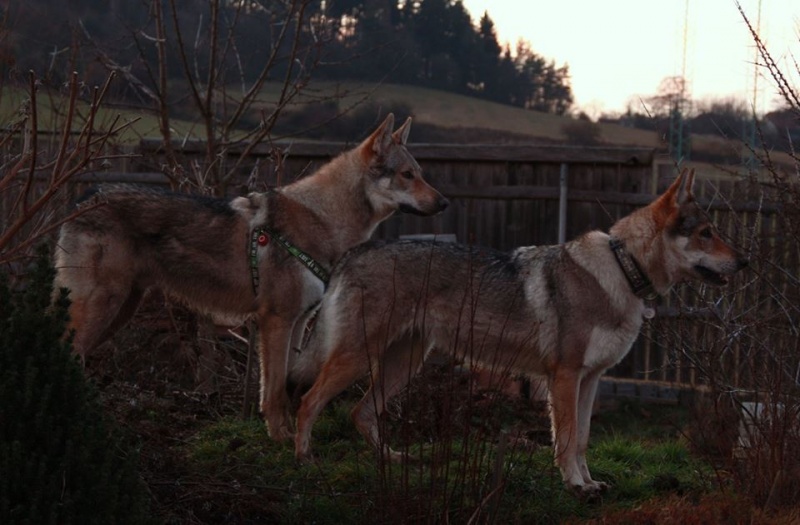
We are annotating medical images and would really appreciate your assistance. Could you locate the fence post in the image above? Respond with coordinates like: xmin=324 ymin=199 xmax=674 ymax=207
xmin=558 ymin=163 xmax=568 ymax=244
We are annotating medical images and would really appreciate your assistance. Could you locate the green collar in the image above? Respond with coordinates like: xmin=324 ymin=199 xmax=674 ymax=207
xmin=249 ymin=226 xmax=330 ymax=295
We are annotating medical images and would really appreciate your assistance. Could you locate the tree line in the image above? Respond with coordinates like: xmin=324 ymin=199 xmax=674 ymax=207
xmin=316 ymin=0 xmax=573 ymax=114
xmin=1 ymin=0 xmax=573 ymax=115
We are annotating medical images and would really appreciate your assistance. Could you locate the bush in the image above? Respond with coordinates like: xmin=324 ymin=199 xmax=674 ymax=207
xmin=0 ymin=248 xmax=152 ymax=525
xmin=271 ymin=100 xmax=416 ymax=141
xmin=561 ymin=118 xmax=602 ymax=145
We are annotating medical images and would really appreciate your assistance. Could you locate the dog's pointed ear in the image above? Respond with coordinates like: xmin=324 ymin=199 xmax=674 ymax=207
xmin=361 ymin=113 xmax=395 ymax=161
xmin=661 ymin=168 xmax=696 ymax=206
xmin=651 ymin=168 xmax=696 ymax=225
xmin=675 ymin=168 xmax=695 ymax=205
xmin=392 ymin=117 xmax=412 ymax=145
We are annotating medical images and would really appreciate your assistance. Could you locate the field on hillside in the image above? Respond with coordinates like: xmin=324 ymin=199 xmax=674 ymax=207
xmin=0 ymin=80 xmax=659 ymax=147
xmin=1 ymin=79 xmax=791 ymax=173
xmin=251 ymin=81 xmax=664 ymax=147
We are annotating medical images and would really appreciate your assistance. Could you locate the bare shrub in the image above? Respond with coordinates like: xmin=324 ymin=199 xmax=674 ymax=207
xmin=673 ymin=4 xmax=800 ymax=511
xmin=0 ymin=71 xmax=129 ymax=268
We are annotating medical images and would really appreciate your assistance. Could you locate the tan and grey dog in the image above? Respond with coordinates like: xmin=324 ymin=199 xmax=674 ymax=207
xmin=54 ymin=114 xmax=448 ymax=440
xmin=290 ymin=169 xmax=746 ymax=496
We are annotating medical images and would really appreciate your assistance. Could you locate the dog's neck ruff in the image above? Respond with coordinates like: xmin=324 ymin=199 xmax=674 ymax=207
xmin=249 ymin=226 xmax=330 ymax=295
xmin=608 ymin=236 xmax=658 ymax=301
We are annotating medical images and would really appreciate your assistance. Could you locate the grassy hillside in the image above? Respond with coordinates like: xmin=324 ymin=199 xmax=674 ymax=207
xmin=254 ymin=81 xmax=796 ymax=169
xmin=1 ymin=79 xmax=790 ymax=169
xmin=0 ymin=85 xmax=206 ymax=145
xmin=254 ymin=80 xmax=663 ymax=147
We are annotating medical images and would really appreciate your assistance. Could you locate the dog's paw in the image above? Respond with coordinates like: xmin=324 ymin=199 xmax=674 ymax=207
xmin=266 ymin=423 xmax=295 ymax=442
xmin=385 ymin=448 xmax=416 ymax=465
xmin=295 ymin=449 xmax=316 ymax=465
xmin=570 ymin=480 xmax=611 ymax=501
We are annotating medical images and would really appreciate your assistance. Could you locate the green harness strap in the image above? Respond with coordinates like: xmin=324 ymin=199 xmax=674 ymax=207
xmin=249 ymin=226 xmax=330 ymax=295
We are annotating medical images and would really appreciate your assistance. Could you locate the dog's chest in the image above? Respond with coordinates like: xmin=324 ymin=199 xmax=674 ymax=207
xmin=582 ymin=311 xmax=644 ymax=370
xmin=287 ymin=268 xmax=327 ymax=311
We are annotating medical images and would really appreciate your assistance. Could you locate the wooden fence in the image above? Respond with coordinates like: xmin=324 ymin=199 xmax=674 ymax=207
xmin=5 ymin=139 xmax=793 ymax=391
xmin=133 ymin=140 xmax=796 ymax=391
xmin=135 ymin=138 xmax=660 ymax=250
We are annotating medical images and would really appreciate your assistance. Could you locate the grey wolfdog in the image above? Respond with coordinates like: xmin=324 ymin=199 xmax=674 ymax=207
xmin=54 ymin=114 xmax=448 ymax=440
xmin=290 ymin=169 xmax=747 ymax=496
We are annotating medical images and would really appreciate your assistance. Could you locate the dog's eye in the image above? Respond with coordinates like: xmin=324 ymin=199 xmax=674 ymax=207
xmin=699 ymin=228 xmax=713 ymax=239
xmin=401 ymin=171 xmax=414 ymax=180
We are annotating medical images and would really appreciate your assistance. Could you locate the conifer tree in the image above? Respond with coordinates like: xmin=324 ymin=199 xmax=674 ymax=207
xmin=0 ymin=248 xmax=151 ymax=525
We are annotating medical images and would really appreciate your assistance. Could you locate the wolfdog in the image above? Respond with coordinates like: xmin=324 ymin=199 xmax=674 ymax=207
xmin=54 ymin=114 xmax=448 ymax=440
xmin=290 ymin=169 xmax=747 ymax=495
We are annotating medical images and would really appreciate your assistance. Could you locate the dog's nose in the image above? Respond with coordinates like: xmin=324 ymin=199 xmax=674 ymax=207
xmin=437 ymin=196 xmax=450 ymax=211
xmin=737 ymin=258 xmax=749 ymax=270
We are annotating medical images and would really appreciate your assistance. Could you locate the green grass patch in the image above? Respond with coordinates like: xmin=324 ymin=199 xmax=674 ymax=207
xmin=181 ymin=394 xmax=712 ymax=524
xmin=0 ymin=84 xmax=212 ymax=144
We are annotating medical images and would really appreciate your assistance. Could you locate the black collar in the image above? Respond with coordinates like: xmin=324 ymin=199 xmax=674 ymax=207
xmin=608 ymin=237 xmax=658 ymax=300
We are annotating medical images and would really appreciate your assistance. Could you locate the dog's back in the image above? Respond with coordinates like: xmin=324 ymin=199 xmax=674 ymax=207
xmin=55 ymin=185 xmax=255 ymax=355
xmin=290 ymin=239 xmax=556 ymax=386
xmin=58 ymin=186 xmax=243 ymax=262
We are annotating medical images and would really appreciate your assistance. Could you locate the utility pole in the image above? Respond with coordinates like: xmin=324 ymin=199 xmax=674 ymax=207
xmin=669 ymin=0 xmax=691 ymax=162
xmin=743 ymin=0 xmax=764 ymax=169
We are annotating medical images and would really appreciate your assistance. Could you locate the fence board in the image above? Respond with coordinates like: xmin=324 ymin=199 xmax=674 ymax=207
xmin=4 ymin=139 xmax=791 ymax=392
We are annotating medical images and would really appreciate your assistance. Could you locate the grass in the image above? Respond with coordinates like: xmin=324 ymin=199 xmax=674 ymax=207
xmin=4 ymin=77 xmax=794 ymax=173
xmin=0 ymin=84 xmax=210 ymax=145
xmin=0 ymin=79 xmax=665 ymax=148
xmin=249 ymin=80 xmax=664 ymax=147
xmin=181 ymin=389 xmax=711 ymax=524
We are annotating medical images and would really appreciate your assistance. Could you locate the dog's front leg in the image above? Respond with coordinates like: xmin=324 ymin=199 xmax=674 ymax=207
xmin=258 ymin=313 xmax=295 ymax=441
xmin=548 ymin=367 xmax=586 ymax=493
xmin=576 ymin=368 xmax=609 ymax=493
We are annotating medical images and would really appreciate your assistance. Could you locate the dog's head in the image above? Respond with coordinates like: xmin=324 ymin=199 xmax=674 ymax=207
xmin=651 ymin=168 xmax=748 ymax=286
xmin=359 ymin=114 xmax=449 ymax=216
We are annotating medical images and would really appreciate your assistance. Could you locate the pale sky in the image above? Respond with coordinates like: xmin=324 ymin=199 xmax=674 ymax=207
xmin=460 ymin=0 xmax=799 ymax=118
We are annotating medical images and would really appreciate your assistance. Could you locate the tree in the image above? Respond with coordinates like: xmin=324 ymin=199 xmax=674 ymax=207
xmin=71 ymin=0 xmax=331 ymax=195
xmin=763 ymin=106 xmax=800 ymax=153
xmin=690 ymin=98 xmax=750 ymax=136
xmin=0 ymin=248 xmax=151 ymax=524
xmin=512 ymin=41 xmax=573 ymax=115
xmin=472 ymin=12 xmax=503 ymax=99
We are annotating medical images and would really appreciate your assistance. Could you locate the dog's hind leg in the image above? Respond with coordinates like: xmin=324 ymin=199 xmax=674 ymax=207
xmin=294 ymin=347 xmax=372 ymax=461
xmin=96 ymin=287 xmax=145 ymax=346
xmin=350 ymin=335 xmax=428 ymax=462
xmin=68 ymin=284 xmax=139 ymax=359
xmin=259 ymin=314 xmax=299 ymax=441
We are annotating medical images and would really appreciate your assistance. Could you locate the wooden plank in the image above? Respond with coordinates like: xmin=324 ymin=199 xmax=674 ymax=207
xmin=436 ymin=184 xmax=781 ymax=212
xmin=139 ymin=138 xmax=655 ymax=165
xmin=70 ymin=172 xmax=171 ymax=184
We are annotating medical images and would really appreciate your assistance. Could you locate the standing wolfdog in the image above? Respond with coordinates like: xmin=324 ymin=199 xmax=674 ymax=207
xmin=290 ymin=169 xmax=747 ymax=495
xmin=54 ymin=114 xmax=448 ymax=440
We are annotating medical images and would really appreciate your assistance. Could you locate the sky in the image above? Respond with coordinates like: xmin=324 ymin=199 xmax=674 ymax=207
xmin=460 ymin=0 xmax=798 ymax=118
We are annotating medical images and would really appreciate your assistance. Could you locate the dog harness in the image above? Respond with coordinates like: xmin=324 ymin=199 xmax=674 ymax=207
xmin=608 ymin=237 xmax=658 ymax=301
xmin=249 ymin=226 xmax=330 ymax=295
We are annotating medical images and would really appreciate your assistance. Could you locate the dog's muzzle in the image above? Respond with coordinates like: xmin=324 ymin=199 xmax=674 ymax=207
xmin=694 ymin=257 xmax=748 ymax=285
xmin=400 ymin=196 xmax=449 ymax=216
